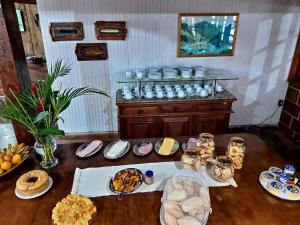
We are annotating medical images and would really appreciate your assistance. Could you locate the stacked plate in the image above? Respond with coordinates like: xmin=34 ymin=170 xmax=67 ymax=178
xmin=194 ymin=66 xmax=207 ymax=77
xmin=163 ymin=69 xmax=178 ymax=79
xmin=148 ymin=71 xmax=162 ymax=79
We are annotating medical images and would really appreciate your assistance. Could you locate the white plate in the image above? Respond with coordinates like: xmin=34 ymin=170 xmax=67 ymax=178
xmin=259 ymin=171 xmax=300 ymax=201
xmin=15 ymin=176 xmax=53 ymax=200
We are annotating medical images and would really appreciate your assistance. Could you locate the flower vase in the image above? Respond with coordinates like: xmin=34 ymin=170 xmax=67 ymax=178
xmin=35 ymin=137 xmax=59 ymax=169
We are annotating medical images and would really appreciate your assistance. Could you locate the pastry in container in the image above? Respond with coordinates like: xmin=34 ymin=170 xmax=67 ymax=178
xmin=196 ymin=133 xmax=215 ymax=166
xmin=160 ymin=176 xmax=211 ymax=225
xmin=226 ymin=136 xmax=246 ymax=169
xmin=212 ymin=156 xmax=234 ymax=182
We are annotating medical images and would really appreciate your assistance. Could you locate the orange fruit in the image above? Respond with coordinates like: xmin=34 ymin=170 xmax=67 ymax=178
xmin=1 ymin=161 xmax=12 ymax=171
xmin=3 ymin=155 xmax=12 ymax=162
xmin=11 ymin=154 xmax=22 ymax=165
xmin=0 ymin=158 xmax=3 ymax=164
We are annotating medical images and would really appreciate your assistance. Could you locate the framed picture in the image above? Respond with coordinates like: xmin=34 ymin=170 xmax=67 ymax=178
xmin=177 ymin=13 xmax=239 ymax=57
xmin=75 ymin=43 xmax=108 ymax=61
xmin=49 ymin=22 xmax=84 ymax=41
xmin=95 ymin=21 xmax=127 ymax=40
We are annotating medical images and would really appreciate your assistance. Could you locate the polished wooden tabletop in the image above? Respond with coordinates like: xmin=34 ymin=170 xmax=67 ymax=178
xmin=0 ymin=133 xmax=299 ymax=225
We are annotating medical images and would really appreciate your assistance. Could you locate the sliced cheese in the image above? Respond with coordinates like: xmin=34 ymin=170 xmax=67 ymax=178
xmin=159 ymin=138 xmax=175 ymax=155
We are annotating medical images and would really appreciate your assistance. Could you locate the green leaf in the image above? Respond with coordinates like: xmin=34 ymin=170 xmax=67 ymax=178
xmin=40 ymin=127 xmax=65 ymax=136
xmin=34 ymin=111 xmax=49 ymax=123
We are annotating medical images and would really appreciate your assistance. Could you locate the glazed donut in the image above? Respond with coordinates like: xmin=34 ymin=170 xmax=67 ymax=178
xmin=16 ymin=170 xmax=49 ymax=196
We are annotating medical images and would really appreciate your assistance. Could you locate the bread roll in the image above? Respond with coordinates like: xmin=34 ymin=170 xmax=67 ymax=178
xmin=172 ymin=177 xmax=183 ymax=189
xmin=164 ymin=211 xmax=178 ymax=225
xmin=177 ymin=216 xmax=201 ymax=225
xmin=183 ymin=180 xmax=195 ymax=196
xmin=164 ymin=202 xmax=183 ymax=219
xmin=181 ymin=197 xmax=206 ymax=213
xmin=167 ymin=189 xmax=187 ymax=202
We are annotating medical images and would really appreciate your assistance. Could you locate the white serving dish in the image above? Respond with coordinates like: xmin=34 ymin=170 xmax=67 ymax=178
xmin=259 ymin=170 xmax=300 ymax=201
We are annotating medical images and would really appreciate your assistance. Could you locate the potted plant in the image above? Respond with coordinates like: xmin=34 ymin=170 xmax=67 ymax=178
xmin=0 ymin=59 xmax=108 ymax=169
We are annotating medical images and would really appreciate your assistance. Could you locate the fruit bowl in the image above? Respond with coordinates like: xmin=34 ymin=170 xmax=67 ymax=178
xmin=0 ymin=143 xmax=31 ymax=178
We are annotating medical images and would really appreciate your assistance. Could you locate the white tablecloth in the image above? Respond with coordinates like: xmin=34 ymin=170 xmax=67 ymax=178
xmin=71 ymin=161 xmax=237 ymax=197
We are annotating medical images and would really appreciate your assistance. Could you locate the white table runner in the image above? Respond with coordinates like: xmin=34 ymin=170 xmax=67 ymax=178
xmin=71 ymin=161 xmax=237 ymax=197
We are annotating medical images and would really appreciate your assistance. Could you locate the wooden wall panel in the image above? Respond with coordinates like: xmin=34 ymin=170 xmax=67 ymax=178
xmin=15 ymin=3 xmax=45 ymax=57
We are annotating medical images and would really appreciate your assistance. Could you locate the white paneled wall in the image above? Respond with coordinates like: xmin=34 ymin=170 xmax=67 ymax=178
xmin=37 ymin=0 xmax=300 ymax=133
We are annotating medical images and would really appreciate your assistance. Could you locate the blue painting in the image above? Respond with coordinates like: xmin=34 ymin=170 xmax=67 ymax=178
xmin=178 ymin=13 xmax=239 ymax=57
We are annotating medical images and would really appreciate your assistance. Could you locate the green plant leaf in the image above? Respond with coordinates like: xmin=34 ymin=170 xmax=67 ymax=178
xmin=40 ymin=127 xmax=65 ymax=136
xmin=34 ymin=111 xmax=49 ymax=123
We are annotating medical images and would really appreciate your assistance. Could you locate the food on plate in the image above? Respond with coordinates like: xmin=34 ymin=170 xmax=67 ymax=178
xmin=181 ymin=148 xmax=198 ymax=171
xmin=186 ymin=138 xmax=197 ymax=149
xmin=107 ymin=140 xmax=128 ymax=158
xmin=285 ymin=184 xmax=300 ymax=200
xmin=167 ymin=189 xmax=188 ymax=201
xmin=52 ymin=194 xmax=96 ymax=225
xmin=267 ymin=181 xmax=283 ymax=196
xmin=16 ymin=170 xmax=49 ymax=196
xmin=212 ymin=156 xmax=235 ymax=182
xmin=76 ymin=140 xmax=103 ymax=158
xmin=196 ymin=133 xmax=215 ymax=166
xmin=111 ymin=168 xmax=142 ymax=193
xmin=0 ymin=143 xmax=30 ymax=175
xmin=269 ymin=166 xmax=283 ymax=175
xmin=259 ymin=171 xmax=276 ymax=183
xmin=226 ymin=137 xmax=245 ymax=169
xmin=138 ymin=142 xmax=153 ymax=155
xmin=159 ymin=138 xmax=175 ymax=155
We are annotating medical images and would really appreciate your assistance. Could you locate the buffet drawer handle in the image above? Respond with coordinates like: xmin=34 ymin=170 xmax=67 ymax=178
xmin=138 ymin=110 xmax=144 ymax=114
xmin=174 ymin=107 xmax=179 ymax=112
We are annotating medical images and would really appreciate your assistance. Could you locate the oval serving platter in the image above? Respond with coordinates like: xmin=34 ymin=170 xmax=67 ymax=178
xmin=154 ymin=138 xmax=179 ymax=156
xmin=103 ymin=139 xmax=130 ymax=160
xmin=75 ymin=140 xmax=103 ymax=159
xmin=258 ymin=171 xmax=300 ymax=201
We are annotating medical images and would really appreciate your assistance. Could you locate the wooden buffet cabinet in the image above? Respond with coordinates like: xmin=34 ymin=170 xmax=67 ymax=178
xmin=117 ymin=90 xmax=236 ymax=138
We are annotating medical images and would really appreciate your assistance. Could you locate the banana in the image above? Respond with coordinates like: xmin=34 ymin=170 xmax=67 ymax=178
xmin=16 ymin=143 xmax=25 ymax=152
xmin=6 ymin=144 xmax=12 ymax=154
xmin=17 ymin=145 xmax=29 ymax=154
xmin=11 ymin=143 xmax=19 ymax=153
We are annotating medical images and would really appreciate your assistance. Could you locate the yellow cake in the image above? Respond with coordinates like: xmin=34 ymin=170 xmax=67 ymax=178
xmin=16 ymin=170 xmax=49 ymax=196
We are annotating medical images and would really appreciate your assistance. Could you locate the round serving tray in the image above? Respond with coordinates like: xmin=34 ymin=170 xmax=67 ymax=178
xmin=103 ymin=140 xmax=130 ymax=160
xmin=259 ymin=171 xmax=300 ymax=201
xmin=154 ymin=138 xmax=179 ymax=156
xmin=132 ymin=140 xmax=153 ymax=157
xmin=15 ymin=176 xmax=53 ymax=199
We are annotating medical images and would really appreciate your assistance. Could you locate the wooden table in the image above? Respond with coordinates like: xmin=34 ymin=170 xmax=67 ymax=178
xmin=0 ymin=133 xmax=299 ymax=225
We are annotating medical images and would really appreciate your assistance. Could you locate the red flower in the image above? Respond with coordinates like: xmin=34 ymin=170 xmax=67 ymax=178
xmin=37 ymin=99 xmax=44 ymax=113
xmin=31 ymin=83 xmax=37 ymax=97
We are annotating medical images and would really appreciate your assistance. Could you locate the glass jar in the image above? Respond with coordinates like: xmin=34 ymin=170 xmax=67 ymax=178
xmin=212 ymin=155 xmax=235 ymax=182
xmin=197 ymin=133 xmax=215 ymax=166
xmin=144 ymin=170 xmax=154 ymax=185
xmin=226 ymin=137 xmax=245 ymax=169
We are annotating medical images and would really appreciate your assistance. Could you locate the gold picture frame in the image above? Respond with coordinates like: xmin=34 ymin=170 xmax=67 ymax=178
xmin=177 ymin=13 xmax=239 ymax=57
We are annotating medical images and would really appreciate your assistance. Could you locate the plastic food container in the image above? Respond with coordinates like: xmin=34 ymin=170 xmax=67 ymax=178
xmin=160 ymin=176 xmax=211 ymax=225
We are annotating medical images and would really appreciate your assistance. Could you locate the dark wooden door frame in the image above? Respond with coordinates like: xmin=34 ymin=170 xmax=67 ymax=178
xmin=288 ymin=33 xmax=300 ymax=83
xmin=0 ymin=0 xmax=34 ymax=144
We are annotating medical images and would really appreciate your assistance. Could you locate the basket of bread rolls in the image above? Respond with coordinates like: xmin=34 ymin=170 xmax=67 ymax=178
xmin=160 ymin=176 xmax=211 ymax=225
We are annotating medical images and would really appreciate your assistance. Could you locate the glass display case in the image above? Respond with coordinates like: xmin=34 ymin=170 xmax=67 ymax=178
xmin=117 ymin=67 xmax=238 ymax=102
